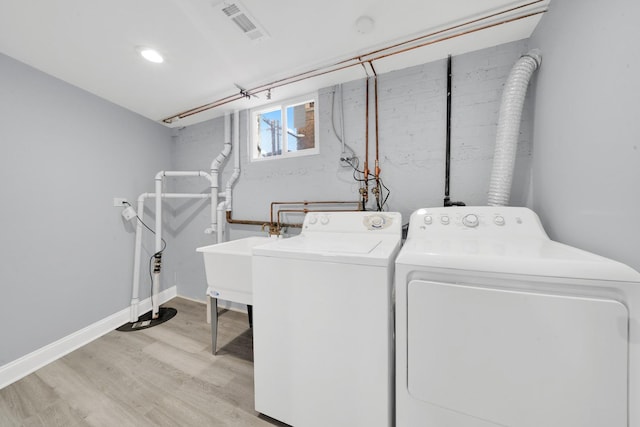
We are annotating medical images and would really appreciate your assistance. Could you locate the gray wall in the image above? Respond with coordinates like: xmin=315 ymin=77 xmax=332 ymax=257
xmin=529 ymin=0 xmax=640 ymax=270
xmin=0 ymin=53 xmax=173 ymax=365
xmin=172 ymin=39 xmax=534 ymax=301
xmin=0 ymin=35 xmax=541 ymax=366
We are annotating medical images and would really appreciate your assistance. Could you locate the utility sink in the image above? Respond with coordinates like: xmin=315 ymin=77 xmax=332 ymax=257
xmin=196 ymin=236 xmax=272 ymax=305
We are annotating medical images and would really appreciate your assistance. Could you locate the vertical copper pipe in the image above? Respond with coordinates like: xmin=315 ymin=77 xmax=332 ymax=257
xmin=370 ymin=62 xmax=380 ymax=180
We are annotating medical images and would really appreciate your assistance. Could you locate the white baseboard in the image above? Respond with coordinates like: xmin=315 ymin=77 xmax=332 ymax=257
xmin=0 ymin=286 xmax=177 ymax=390
xmin=175 ymin=294 xmax=206 ymax=305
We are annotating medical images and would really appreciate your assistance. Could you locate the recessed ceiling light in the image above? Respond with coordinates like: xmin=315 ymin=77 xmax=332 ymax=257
xmin=138 ymin=47 xmax=164 ymax=64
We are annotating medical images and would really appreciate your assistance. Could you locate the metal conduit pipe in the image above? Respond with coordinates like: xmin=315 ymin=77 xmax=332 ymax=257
xmin=443 ymin=55 xmax=465 ymax=207
xmin=363 ymin=77 xmax=370 ymax=205
xmin=162 ymin=2 xmax=546 ymax=123
xmin=487 ymin=49 xmax=542 ymax=206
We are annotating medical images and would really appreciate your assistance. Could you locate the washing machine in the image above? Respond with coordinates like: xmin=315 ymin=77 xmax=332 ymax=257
xmin=395 ymin=206 xmax=640 ymax=427
xmin=252 ymin=211 xmax=402 ymax=427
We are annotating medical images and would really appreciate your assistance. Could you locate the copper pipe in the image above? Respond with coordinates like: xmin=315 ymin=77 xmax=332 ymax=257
xmin=371 ymin=11 xmax=545 ymax=63
xmin=162 ymin=5 xmax=546 ymax=123
xmin=370 ymin=62 xmax=380 ymax=180
xmin=275 ymin=209 xmax=307 ymax=230
xmin=270 ymin=200 xmax=362 ymax=225
xmin=226 ymin=201 xmax=362 ymax=235
xmin=357 ymin=0 xmax=544 ymax=60
xmin=225 ymin=211 xmax=269 ymax=227
xmin=276 ymin=208 xmax=363 ymax=231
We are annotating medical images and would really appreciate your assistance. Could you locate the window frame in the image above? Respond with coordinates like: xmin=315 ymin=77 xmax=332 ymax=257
xmin=249 ymin=93 xmax=319 ymax=162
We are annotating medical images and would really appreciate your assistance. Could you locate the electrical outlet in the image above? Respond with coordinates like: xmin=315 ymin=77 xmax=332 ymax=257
xmin=113 ymin=197 xmax=128 ymax=207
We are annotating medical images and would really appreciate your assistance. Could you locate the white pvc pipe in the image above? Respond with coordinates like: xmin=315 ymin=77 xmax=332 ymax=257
xmin=225 ymin=110 xmax=241 ymax=214
xmin=209 ymin=113 xmax=233 ymax=234
xmin=487 ymin=49 xmax=542 ymax=206
xmin=130 ymin=194 xmax=146 ymax=322
xmin=141 ymin=169 xmax=214 ymax=321
xmin=152 ymin=176 xmax=163 ymax=319
xmin=161 ymin=171 xmax=208 ymax=178
xmin=130 ymin=191 xmax=211 ymax=322
xmin=216 ymin=201 xmax=227 ymax=243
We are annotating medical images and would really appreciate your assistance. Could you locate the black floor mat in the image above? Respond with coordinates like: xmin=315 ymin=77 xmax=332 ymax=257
xmin=116 ymin=307 xmax=177 ymax=332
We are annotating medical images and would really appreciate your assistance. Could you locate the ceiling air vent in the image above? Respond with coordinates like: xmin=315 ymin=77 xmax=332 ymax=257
xmin=217 ymin=1 xmax=270 ymax=42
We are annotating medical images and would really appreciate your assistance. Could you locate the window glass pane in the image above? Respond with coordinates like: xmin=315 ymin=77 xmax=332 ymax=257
xmin=286 ymin=101 xmax=315 ymax=153
xmin=256 ymin=108 xmax=282 ymax=158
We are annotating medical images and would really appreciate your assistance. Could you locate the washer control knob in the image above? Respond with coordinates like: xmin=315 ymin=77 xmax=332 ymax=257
xmin=494 ymin=215 xmax=505 ymax=226
xmin=370 ymin=215 xmax=385 ymax=228
xmin=424 ymin=215 xmax=433 ymax=225
xmin=320 ymin=216 xmax=330 ymax=225
xmin=308 ymin=216 xmax=318 ymax=225
xmin=440 ymin=215 xmax=450 ymax=225
xmin=462 ymin=214 xmax=479 ymax=228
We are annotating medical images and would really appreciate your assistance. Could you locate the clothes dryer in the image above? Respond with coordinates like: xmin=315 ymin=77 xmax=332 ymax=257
xmin=395 ymin=206 xmax=640 ymax=427
xmin=253 ymin=211 xmax=401 ymax=427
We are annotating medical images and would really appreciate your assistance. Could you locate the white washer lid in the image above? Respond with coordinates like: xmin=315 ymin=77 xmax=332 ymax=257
xmin=396 ymin=236 xmax=640 ymax=283
xmin=253 ymin=233 xmax=400 ymax=266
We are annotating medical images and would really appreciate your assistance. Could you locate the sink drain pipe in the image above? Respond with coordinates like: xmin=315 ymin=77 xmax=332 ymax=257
xmin=487 ymin=49 xmax=541 ymax=206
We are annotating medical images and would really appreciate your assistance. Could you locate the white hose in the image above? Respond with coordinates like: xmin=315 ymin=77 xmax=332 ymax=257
xmin=487 ymin=49 xmax=542 ymax=207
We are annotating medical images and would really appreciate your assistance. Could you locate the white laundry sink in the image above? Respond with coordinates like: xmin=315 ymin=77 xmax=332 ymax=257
xmin=196 ymin=236 xmax=272 ymax=305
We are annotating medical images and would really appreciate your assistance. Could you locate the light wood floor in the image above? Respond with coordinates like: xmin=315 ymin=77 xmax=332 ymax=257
xmin=0 ymin=297 xmax=288 ymax=426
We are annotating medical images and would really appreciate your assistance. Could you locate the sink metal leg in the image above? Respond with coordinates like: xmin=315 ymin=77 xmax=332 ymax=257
xmin=247 ymin=304 xmax=253 ymax=328
xmin=210 ymin=295 xmax=218 ymax=355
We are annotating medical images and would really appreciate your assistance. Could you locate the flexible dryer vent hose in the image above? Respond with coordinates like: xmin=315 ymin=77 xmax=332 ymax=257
xmin=487 ymin=49 xmax=542 ymax=206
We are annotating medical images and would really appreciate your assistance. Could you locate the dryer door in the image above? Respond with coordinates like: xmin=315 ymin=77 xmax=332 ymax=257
xmin=406 ymin=280 xmax=628 ymax=427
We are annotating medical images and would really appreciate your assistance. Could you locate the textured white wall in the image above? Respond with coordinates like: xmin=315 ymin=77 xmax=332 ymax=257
xmin=171 ymin=39 xmax=534 ymax=302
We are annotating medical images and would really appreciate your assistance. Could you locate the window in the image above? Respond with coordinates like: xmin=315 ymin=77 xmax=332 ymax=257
xmin=250 ymin=94 xmax=319 ymax=161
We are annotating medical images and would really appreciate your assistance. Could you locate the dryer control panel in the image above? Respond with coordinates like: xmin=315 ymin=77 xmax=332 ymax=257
xmin=303 ymin=211 xmax=402 ymax=235
xmin=407 ymin=206 xmax=548 ymax=239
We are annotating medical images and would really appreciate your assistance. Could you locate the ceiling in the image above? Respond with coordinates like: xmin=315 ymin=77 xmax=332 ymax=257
xmin=0 ymin=0 xmax=549 ymax=127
